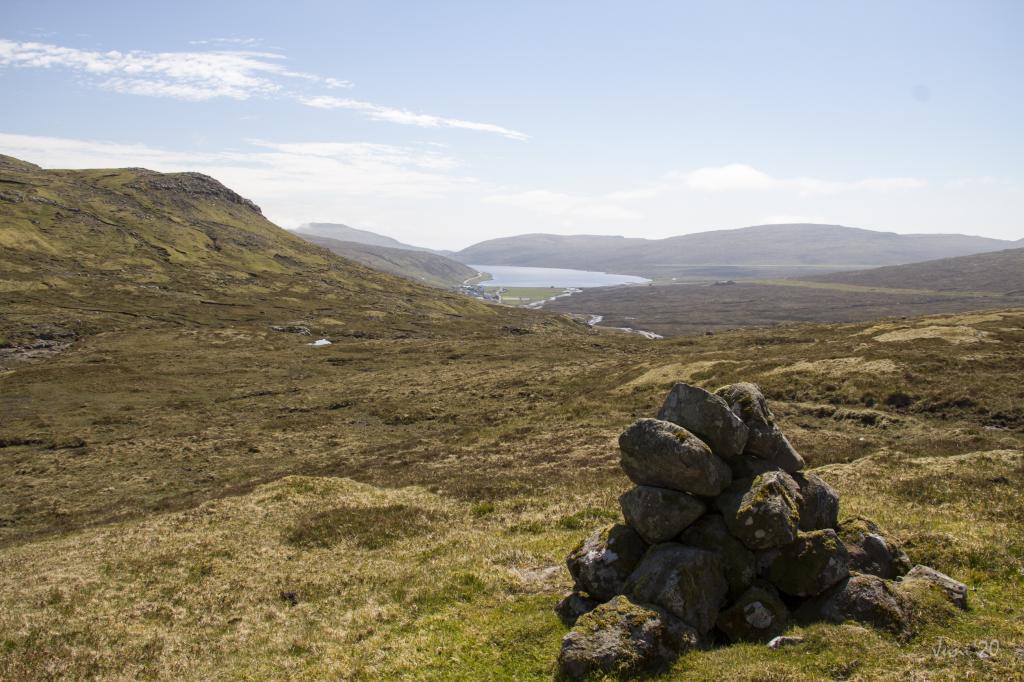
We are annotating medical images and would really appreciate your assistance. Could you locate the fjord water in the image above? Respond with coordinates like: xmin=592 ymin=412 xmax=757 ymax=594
xmin=472 ymin=264 xmax=649 ymax=288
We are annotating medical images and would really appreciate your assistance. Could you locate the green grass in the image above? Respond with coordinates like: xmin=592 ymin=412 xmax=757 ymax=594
xmin=484 ymin=286 xmax=573 ymax=305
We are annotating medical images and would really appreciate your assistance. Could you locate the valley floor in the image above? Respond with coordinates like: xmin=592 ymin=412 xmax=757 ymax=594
xmin=2 ymin=308 xmax=1023 ymax=679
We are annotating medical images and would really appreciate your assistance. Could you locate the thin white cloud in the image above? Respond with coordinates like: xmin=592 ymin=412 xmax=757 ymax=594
xmin=300 ymin=96 xmax=529 ymax=141
xmin=0 ymin=39 xmax=525 ymax=140
xmin=672 ymin=164 xmax=926 ymax=194
xmin=762 ymin=214 xmax=828 ymax=225
xmin=0 ymin=132 xmax=482 ymax=220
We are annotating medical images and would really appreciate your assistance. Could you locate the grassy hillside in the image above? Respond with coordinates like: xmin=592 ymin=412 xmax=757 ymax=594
xmin=454 ymin=224 xmax=1015 ymax=279
xmin=298 ymin=233 xmax=478 ymax=288
xmin=0 ymin=154 xmax=522 ymax=351
xmin=806 ymin=247 xmax=1024 ymax=294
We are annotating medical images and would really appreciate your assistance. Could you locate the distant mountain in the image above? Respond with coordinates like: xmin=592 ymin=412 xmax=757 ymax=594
xmin=805 ymin=246 xmax=1024 ymax=294
xmin=454 ymin=224 xmax=1016 ymax=279
xmin=299 ymin=234 xmax=477 ymax=288
xmin=297 ymin=222 xmax=445 ymax=255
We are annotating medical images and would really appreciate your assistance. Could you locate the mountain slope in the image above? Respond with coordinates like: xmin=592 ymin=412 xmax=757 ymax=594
xmin=454 ymin=224 xmax=1015 ymax=279
xmin=0 ymin=155 xmax=506 ymax=346
xmin=806 ymin=247 xmax=1024 ymax=294
xmin=298 ymin=233 xmax=478 ymax=288
xmin=296 ymin=222 xmax=443 ymax=254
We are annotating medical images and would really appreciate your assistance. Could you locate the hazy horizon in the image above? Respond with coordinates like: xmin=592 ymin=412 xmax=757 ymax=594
xmin=2 ymin=1 xmax=1022 ymax=250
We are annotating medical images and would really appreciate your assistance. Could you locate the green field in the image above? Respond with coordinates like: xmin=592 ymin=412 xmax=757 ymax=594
xmin=485 ymin=286 xmax=573 ymax=306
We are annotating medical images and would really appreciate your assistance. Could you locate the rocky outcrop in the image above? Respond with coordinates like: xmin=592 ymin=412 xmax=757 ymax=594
xmin=555 ymin=381 xmax=964 ymax=677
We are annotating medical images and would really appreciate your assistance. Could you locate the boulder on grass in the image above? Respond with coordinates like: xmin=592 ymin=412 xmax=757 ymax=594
xmin=716 ymin=471 xmax=802 ymax=550
xmin=555 ymin=590 xmax=601 ymax=627
xmin=836 ymin=517 xmax=911 ymax=579
xmin=624 ymin=544 xmax=728 ymax=635
xmin=716 ymin=582 xmax=789 ymax=643
xmin=619 ymin=418 xmax=732 ymax=496
xmin=900 ymin=565 xmax=968 ymax=610
xmin=658 ymin=383 xmax=749 ymax=458
xmin=567 ymin=524 xmax=647 ymax=601
xmin=715 ymin=382 xmax=805 ymax=472
xmin=619 ymin=485 xmax=706 ymax=544
xmin=767 ymin=529 xmax=850 ymax=597
xmin=679 ymin=514 xmax=756 ymax=598
xmin=796 ymin=574 xmax=912 ymax=636
xmin=557 ymin=595 xmax=699 ymax=680
xmin=793 ymin=472 xmax=840 ymax=531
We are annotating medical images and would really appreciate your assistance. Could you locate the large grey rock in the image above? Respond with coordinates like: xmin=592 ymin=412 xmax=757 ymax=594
xmin=836 ymin=517 xmax=911 ymax=580
xmin=715 ymin=382 xmax=804 ymax=471
xmin=796 ymin=574 xmax=912 ymax=636
xmin=619 ymin=486 xmax=706 ymax=544
xmin=557 ymin=595 xmax=699 ymax=680
xmin=658 ymin=383 xmax=749 ymax=458
xmin=679 ymin=515 xmax=755 ymax=598
xmin=715 ymin=471 xmax=802 ymax=550
xmin=619 ymin=418 xmax=732 ymax=496
xmin=567 ymin=524 xmax=647 ymax=601
xmin=767 ymin=529 xmax=850 ymax=597
xmin=716 ymin=582 xmax=789 ymax=642
xmin=554 ymin=590 xmax=601 ymax=627
xmin=728 ymin=453 xmax=780 ymax=480
xmin=793 ymin=472 xmax=840 ymax=531
xmin=901 ymin=565 xmax=968 ymax=610
xmin=623 ymin=543 xmax=728 ymax=635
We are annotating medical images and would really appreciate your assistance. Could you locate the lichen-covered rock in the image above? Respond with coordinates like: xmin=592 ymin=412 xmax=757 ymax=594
xmin=715 ymin=382 xmax=804 ymax=471
xmin=567 ymin=524 xmax=647 ymax=601
xmin=557 ymin=595 xmax=699 ymax=680
xmin=555 ymin=590 xmax=602 ymax=627
xmin=658 ymin=383 xmax=749 ymax=458
xmin=900 ymin=565 xmax=968 ymax=610
xmin=619 ymin=418 xmax=732 ymax=496
xmin=679 ymin=515 xmax=756 ymax=598
xmin=623 ymin=544 xmax=728 ymax=635
xmin=793 ymin=472 xmax=840 ymax=531
xmin=836 ymin=517 xmax=911 ymax=579
xmin=716 ymin=582 xmax=789 ymax=642
xmin=716 ymin=471 xmax=802 ymax=550
xmin=767 ymin=529 xmax=850 ymax=597
xmin=619 ymin=486 xmax=706 ymax=544
xmin=796 ymin=574 xmax=912 ymax=636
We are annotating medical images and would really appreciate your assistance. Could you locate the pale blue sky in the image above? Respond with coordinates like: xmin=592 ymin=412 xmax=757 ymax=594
xmin=1 ymin=1 xmax=1021 ymax=248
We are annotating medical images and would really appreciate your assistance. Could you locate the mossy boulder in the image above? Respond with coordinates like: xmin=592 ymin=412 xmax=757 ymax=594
xmin=555 ymin=590 xmax=602 ymax=627
xmin=715 ymin=582 xmax=789 ymax=642
xmin=567 ymin=524 xmax=647 ymax=601
xmin=796 ymin=574 xmax=912 ymax=636
xmin=716 ymin=471 xmax=802 ymax=550
xmin=619 ymin=418 xmax=732 ymax=496
xmin=678 ymin=514 xmax=756 ymax=598
xmin=792 ymin=472 xmax=840 ymax=531
xmin=619 ymin=485 xmax=706 ymax=544
xmin=767 ymin=529 xmax=850 ymax=597
xmin=715 ymin=382 xmax=805 ymax=472
xmin=623 ymin=543 xmax=728 ymax=635
xmin=899 ymin=565 xmax=968 ymax=610
xmin=557 ymin=595 xmax=699 ymax=680
xmin=657 ymin=383 xmax=749 ymax=458
xmin=836 ymin=516 xmax=911 ymax=579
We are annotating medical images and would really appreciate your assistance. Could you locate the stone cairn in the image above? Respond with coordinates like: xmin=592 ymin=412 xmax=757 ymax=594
xmin=555 ymin=382 xmax=968 ymax=680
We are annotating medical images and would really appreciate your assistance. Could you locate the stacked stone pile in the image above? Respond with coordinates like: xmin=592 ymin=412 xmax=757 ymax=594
xmin=555 ymin=382 xmax=968 ymax=680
